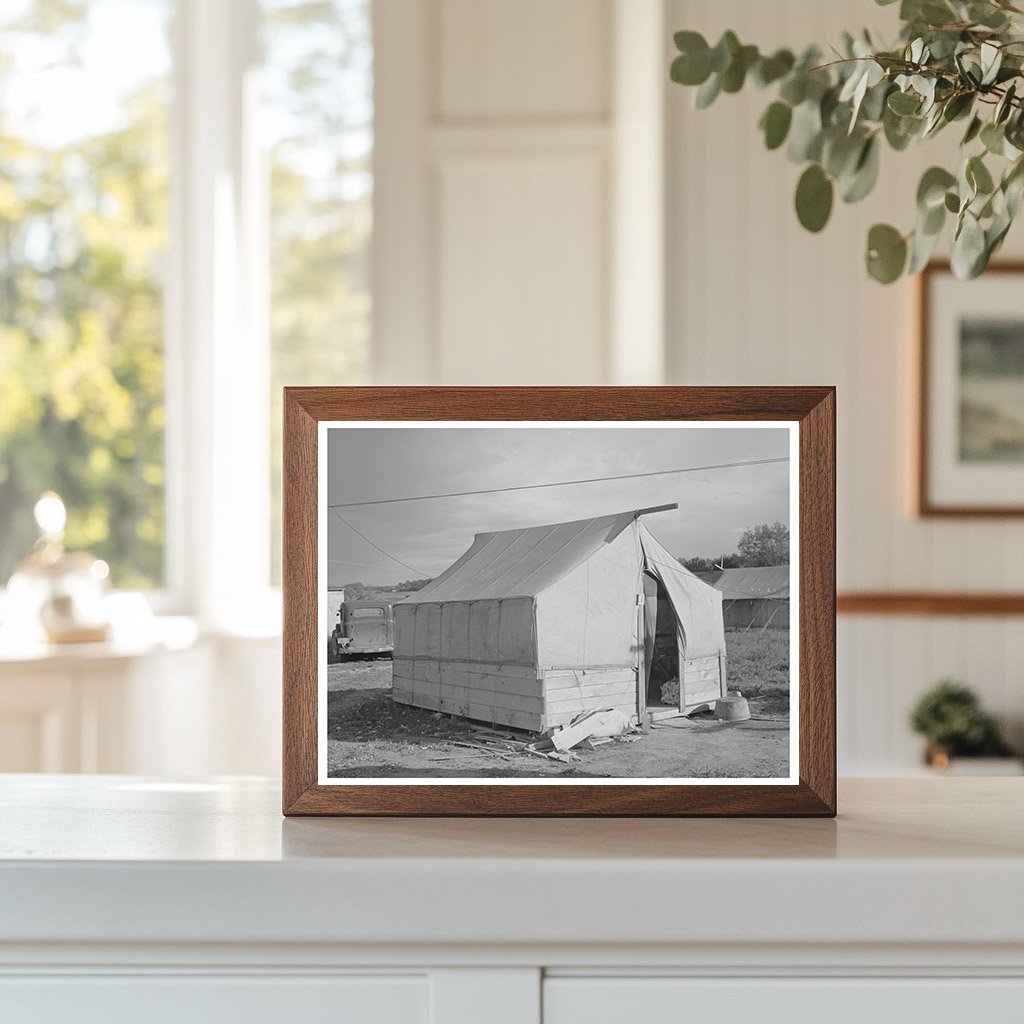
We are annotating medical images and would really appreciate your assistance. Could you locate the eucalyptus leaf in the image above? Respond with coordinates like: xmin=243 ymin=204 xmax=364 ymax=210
xmin=962 ymin=115 xmax=983 ymax=145
xmin=787 ymin=101 xmax=823 ymax=162
xmin=779 ymin=73 xmax=807 ymax=106
xmin=671 ymin=52 xmax=711 ymax=87
xmin=967 ymin=154 xmax=995 ymax=195
xmin=970 ymin=2 xmax=1009 ymax=29
xmin=820 ymin=85 xmax=841 ymax=126
xmin=754 ymin=49 xmax=795 ymax=87
xmin=694 ymin=73 xmax=721 ymax=109
xmin=922 ymin=105 xmax=944 ymax=137
xmin=917 ymin=166 xmax=957 ymax=210
xmin=861 ymin=79 xmax=892 ymax=122
xmin=1004 ymin=158 xmax=1024 ymax=216
xmin=951 ymin=211 xmax=987 ymax=278
xmin=710 ymin=31 xmax=740 ymax=73
xmin=942 ymin=92 xmax=974 ymax=122
xmin=927 ymin=30 xmax=963 ymax=60
xmin=981 ymin=121 xmax=1006 ymax=155
xmin=760 ymin=101 xmax=793 ymax=150
xmin=996 ymin=82 xmax=1017 ymax=124
xmin=921 ymin=200 xmax=946 ymax=235
xmin=822 ymin=129 xmax=863 ymax=178
xmin=958 ymin=159 xmax=978 ymax=208
xmin=1006 ymin=173 xmax=1024 ymax=218
xmin=888 ymin=90 xmax=921 ymax=115
xmin=904 ymin=0 xmax=959 ymax=28
xmin=866 ymin=223 xmax=908 ymax=283
xmin=721 ymin=44 xmax=759 ymax=92
xmin=795 ymin=164 xmax=834 ymax=232
xmin=980 ymin=42 xmax=1003 ymax=86
xmin=884 ymin=106 xmax=922 ymax=150
xmin=842 ymin=137 xmax=881 ymax=203
xmin=914 ymin=75 xmax=937 ymax=111
xmin=908 ymin=222 xmax=942 ymax=273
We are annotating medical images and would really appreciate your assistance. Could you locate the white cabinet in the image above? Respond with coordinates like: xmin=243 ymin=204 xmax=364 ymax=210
xmin=1 ymin=778 xmax=1022 ymax=1024
xmin=0 ymin=627 xmax=281 ymax=776
xmin=0 ymin=975 xmax=428 ymax=1024
xmin=544 ymin=977 xmax=1024 ymax=1024
xmin=0 ymin=637 xmax=209 ymax=773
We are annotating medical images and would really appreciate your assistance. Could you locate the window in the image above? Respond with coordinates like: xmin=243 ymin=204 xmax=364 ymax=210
xmin=0 ymin=0 xmax=373 ymax=619
xmin=349 ymin=607 xmax=383 ymax=619
xmin=0 ymin=0 xmax=172 ymax=589
xmin=261 ymin=0 xmax=372 ymax=581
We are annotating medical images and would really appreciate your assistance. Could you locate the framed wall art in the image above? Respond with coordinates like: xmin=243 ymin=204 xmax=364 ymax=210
xmin=282 ymin=387 xmax=836 ymax=816
xmin=917 ymin=261 xmax=1024 ymax=517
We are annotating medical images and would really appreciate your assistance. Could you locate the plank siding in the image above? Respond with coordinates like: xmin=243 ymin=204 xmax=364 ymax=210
xmin=394 ymin=657 xmax=546 ymax=732
xmin=542 ymin=667 xmax=639 ymax=729
xmin=682 ymin=654 xmax=724 ymax=709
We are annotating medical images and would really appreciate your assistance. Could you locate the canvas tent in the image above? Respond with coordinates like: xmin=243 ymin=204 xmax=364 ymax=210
xmin=392 ymin=508 xmax=727 ymax=733
xmin=697 ymin=565 xmax=790 ymax=630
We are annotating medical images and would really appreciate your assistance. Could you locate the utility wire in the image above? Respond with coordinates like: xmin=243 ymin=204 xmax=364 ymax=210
xmin=328 ymin=456 xmax=789 ymax=509
xmin=328 ymin=508 xmax=429 ymax=576
xmin=328 ymin=558 xmax=420 ymax=572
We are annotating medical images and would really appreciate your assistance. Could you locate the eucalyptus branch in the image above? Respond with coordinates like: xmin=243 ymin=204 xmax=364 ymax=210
xmin=670 ymin=0 xmax=1024 ymax=283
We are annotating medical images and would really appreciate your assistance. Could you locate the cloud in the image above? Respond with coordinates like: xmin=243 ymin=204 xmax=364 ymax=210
xmin=326 ymin=425 xmax=791 ymax=586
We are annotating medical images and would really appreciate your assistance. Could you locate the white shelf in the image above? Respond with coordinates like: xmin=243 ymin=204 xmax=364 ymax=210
xmin=1 ymin=776 xmax=1022 ymax=951
xmin=2 ymin=775 xmax=1022 ymax=1021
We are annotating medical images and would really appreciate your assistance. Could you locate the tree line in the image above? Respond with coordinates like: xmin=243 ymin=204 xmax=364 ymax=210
xmin=679 ymin=521 xmax=789 ymax=574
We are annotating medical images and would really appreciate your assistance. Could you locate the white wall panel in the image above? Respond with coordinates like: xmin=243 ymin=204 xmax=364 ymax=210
xmin=437 ymin=151 xmax=608 ymax=383
xmin=438 ymin=0 xmax=610 ymax=120
xmin=666 ymin=0 xmax=1024 ymax=773
xmin=374 ymin=0 xmax=662 ymax=385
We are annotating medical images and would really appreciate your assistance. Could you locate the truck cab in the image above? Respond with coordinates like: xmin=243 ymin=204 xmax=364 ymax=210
xmin=327 ymin=594 xmax=410 ymax=661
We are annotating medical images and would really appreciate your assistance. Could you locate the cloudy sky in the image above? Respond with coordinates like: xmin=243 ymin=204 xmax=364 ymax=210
xmin=325 ymin=425 xmax=792 ymax=588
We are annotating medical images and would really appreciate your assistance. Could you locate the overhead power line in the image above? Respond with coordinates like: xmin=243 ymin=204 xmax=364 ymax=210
xmin=327 ymin=558 xmax=420 ymax=573
xmin=329 ymin=508 xmax=429 ymax=576
xmin=328 ymin=456 xmax=789 ymax=509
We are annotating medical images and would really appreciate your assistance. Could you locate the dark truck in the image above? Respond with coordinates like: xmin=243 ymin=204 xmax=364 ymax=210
xmin=326 ymin=594 xmax=410 ymax=662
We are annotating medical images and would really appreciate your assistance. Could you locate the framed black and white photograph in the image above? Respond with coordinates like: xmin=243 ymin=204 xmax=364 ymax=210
xmin=918 ymin=262 xmax=1024 ymax=517
xmin=283 ymin=387 xmax=835 ymax=816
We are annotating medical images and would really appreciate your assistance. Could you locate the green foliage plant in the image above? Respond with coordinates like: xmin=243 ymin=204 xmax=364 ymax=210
xmin=671 ymin=0 xmax=1024 ymax=283
xmin=909 ymin=679 xmax=1015 ymax=756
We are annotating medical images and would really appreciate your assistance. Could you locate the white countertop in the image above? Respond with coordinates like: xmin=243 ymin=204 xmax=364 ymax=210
xmin=1 ymin=775 xmax=1022 ymax=952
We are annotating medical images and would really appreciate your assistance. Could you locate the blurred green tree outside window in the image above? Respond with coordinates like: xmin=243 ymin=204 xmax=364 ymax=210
xmin=0 ymin=0 xmax=372 ymax=593
xmin=262 ymin=0 xmax=372 ymax=582
xmin=0 ymin=0 xmax=172 ymax=589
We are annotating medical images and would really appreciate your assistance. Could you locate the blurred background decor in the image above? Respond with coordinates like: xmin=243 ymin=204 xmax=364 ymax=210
xmin=0 ymin=0 xmax=1023 ymax=779
xmin=917 ymin=261 xmax=1024 ymax=515
xmin=910 ymin=678 xmax=1021 ymax=773
xmin=669 ymin=0 xmax=1024 ymax=283
xmin=4 ymin=492 xmax=110 ymax=645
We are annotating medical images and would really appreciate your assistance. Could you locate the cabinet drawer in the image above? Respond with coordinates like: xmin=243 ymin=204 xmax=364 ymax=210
xmin=0 ymin=974 xmax=427 ymax=1024
xmin=544 ymin=977 xmax=1024 ymax=1024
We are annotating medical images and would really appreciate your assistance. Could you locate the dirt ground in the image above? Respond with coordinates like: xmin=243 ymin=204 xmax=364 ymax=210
xmin=326 ymin=629 xmax=790 ymax=779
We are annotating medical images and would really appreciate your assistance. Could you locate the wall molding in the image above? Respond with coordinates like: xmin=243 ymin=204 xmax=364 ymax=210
xmin=837 ymin=592 xmax=1024 ymax=616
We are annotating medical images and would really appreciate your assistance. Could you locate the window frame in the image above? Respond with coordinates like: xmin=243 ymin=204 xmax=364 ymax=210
xmin=163 ymin=0 xmax=280 ymax=633
xmin=23 ymin=0 xmax=369 ymax=634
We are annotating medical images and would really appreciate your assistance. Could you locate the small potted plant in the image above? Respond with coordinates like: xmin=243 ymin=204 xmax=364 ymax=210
xmin=910 ymin=680 xmax=1019 ymax=773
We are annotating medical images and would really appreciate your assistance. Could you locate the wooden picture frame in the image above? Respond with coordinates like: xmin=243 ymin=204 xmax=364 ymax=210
xmin=283 ymin=387 xmax=836 ymax=816
xmin=917 ymin=260 xmax=1024 ymax=517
